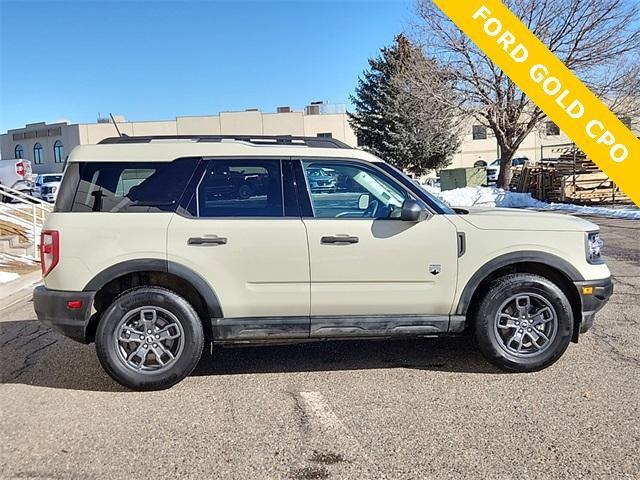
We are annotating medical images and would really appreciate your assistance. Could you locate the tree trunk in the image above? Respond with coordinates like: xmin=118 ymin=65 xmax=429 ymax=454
xmin=497 ymin=149 xmax=516 ymax=189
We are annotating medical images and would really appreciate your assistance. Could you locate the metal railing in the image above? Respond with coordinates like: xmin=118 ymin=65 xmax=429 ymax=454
xmin=0 ymin=184 xmax=53 ymax=259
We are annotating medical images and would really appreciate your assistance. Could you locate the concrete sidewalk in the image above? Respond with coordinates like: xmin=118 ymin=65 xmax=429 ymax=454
xmin=0 ymin=270 xmax=41 ymax=311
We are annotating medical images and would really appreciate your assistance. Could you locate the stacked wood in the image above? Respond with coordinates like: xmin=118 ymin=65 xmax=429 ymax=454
xmin=511 ymin=153 xmax=631 ymax=205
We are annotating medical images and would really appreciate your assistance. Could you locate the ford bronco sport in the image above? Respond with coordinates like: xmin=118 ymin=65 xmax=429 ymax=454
xmin=33 ymin=135 xmax=613 ymax=390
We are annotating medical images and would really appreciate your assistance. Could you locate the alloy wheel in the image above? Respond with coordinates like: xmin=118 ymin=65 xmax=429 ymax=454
xmin=114 ymin=306 xmax=185 ymax=372
xmin=494 ymin=293 xmax=558 ymax=357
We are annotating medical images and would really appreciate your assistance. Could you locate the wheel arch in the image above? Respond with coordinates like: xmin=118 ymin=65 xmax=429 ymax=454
xmin=456 ymin=252 xmax=583 ymax=341
xmin=84 ymin=259 xmax=222 ymax=343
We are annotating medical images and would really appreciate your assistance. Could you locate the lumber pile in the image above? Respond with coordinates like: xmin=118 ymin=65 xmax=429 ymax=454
xmin=512 ymin=152 xmax=630 ymax=205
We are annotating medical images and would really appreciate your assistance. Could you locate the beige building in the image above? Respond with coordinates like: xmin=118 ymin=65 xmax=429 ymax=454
xmin=1 ymin=103 xmax=358 ymax=174
xmin=2 ymin=103 xmax=636 ymax=175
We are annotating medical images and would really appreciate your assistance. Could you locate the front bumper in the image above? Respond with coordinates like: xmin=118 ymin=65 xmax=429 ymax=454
xmin=33 ymin=286 xmax=95 ymax=343
xmin=574 ymin=277 xmax=613 ymax=333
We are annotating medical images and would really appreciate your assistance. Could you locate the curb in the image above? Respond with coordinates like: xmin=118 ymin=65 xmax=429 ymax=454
xmin=0 ymin=270 xmax=42 ymax=312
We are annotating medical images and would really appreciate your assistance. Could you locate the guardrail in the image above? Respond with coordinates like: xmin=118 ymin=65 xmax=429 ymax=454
xmin=0 ymin=184 xmax=53 ymax=259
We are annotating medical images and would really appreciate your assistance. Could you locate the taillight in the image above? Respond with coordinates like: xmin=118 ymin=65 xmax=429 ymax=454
xmin=40 ymin=230 xmax=59 ymax=277
xmin=16 ymin=161 xmax=25 ymax=176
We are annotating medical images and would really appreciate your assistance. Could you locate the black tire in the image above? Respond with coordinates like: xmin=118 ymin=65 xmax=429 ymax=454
xmin=96 ymin=286 xmax=204 ymax=391
xmin=474 ymin=273 xmax=573 ymax=372
xmin=237 ymin=183 xmax=253 ymax=199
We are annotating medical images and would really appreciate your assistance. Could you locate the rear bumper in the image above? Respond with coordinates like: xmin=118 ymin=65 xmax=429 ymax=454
xmin=574 ymin=277 xmax=613 ymax=333
xmin=33 ymin=286 xmax=95 ymax=343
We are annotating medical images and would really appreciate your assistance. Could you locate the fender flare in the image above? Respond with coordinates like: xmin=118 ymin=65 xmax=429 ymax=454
xmin=455 ymin=251 xmax=584 ymax=315
xmin=83 ymin=259 xmax=223 ymax=318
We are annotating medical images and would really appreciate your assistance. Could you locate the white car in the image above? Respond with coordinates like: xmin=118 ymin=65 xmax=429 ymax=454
xmin=0 ymin=158 xmax=33 ymax=200
xmin=33 ymin=135 xmax=612 ymax=390
xmin=34 ymin=173 xmax=63 ymax=202
xmin=486 ymin=157 xmax=528 ymax=184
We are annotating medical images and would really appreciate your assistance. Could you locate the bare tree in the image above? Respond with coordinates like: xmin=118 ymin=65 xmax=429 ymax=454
xmin=412 ymin=0 xmax=640 ymax=188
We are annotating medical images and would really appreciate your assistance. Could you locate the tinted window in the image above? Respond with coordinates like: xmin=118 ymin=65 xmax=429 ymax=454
xmin=66 ymin=158 xmax=199 ymax=212
xmin=302 ymin=161 xmax=409 ymax=219
xmin=188 ymin=159 xmax=283 ymax=218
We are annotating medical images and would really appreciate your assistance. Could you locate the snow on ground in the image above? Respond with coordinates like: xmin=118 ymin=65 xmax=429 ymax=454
xmin=423 ymin=185 xmax=640 ymax=220
xmin=0 ymin=271 xmax=20 ymax=283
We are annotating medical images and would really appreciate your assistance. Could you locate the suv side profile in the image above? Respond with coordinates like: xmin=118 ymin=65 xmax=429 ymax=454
xmin=34 ymin=136 xmax=613 ymax=390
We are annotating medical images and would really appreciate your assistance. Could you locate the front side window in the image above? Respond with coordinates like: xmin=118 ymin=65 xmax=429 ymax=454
xmin=34 ymin=143 xmax=43 ymax=164
xmin=188 ymin=159 xmax=283 ymax=218
xmin=302 ymin=160 xmax=409 ymax=219
xmin=15 ymin=144 xmax=24 ymax=159
xmin=69 ymin=158 xmax=199 ymax=212
xmin=53 ymin=140 xmax=64 ymax=163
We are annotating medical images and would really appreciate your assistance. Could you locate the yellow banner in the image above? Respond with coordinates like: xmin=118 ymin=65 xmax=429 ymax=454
xmin=433 ymin=0 xmax=640 ymax=206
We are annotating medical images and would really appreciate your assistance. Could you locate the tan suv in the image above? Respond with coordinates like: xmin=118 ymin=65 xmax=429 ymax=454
xmin=34 ymin=135 xmax=613 ymax=390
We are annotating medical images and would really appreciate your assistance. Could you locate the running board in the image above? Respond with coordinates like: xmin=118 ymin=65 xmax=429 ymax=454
xmin=214 ymin=314 xmax=466 ymax=341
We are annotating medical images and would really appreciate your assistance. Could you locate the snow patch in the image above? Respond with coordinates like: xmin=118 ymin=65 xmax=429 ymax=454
xmin=422 ymin=185 xmax=640 ymax=220
xmin=0 ymin=271 xmax=20 ymax=283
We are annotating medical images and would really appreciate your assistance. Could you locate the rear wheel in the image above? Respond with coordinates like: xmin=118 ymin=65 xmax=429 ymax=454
xmin=96 ymin=286 xmax=204 ymax=390
xmin=474 ymin=273 xmax=573 ymax=372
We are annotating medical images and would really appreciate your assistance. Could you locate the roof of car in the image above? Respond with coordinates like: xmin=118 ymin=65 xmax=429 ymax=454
xmin=67 ymin=135 xmax=384 ymax=164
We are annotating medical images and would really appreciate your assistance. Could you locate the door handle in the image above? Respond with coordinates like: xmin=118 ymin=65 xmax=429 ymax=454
xmin=188 ymin=236 xmax=228 ymax=246
xmin=321 ymin=235 xmax=359 ymax=244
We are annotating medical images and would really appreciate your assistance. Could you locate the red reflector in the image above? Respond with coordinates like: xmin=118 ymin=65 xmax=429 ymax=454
xmin=43 ymin=244 xmax=53 ymax=254
xmin=67 ymin=300 xmax=82 ymax=309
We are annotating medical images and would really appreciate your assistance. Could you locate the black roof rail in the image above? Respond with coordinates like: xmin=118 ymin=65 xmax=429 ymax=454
xmin=97 ymin=135 xmax=352 ymax=149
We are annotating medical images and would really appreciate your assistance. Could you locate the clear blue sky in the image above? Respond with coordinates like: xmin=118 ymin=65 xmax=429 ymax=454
xmin=0 ymin=0 xmax=413 ymax=132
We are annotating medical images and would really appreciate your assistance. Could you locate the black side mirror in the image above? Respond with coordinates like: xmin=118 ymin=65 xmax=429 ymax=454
xmin=400 ymin=199 xmax=425 ymax=221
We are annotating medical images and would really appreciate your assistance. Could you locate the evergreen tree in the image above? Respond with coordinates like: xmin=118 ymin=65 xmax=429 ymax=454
xmin=349 ymin=34 xmax=459 ymax=176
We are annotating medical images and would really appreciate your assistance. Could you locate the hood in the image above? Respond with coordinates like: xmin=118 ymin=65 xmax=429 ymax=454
xmin=460 ymin=207 xmax=598 ymax=232
xmin=41 ymin=181 xmax=61 ymax=187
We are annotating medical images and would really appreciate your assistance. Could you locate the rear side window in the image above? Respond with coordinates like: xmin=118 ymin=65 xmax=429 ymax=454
xmin=186 ymin=159 xmax=283 ymax=217
xmin=56 ymin=158 xmax=200 ymax=213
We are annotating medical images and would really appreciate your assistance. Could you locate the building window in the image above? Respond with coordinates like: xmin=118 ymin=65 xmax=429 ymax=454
xmin=53 ymin=140 xmax=64 ymax=163
xmin=546 ymin=121 xmax=560 ymax=136
xmin=34 ymin=143 xmax=44 ymax=164
xmin=317 ymin=132 xmax=333 ymax=138
xmin=14 ymin=144 xmax=24 ymax=159
xmin=472 ymin=125 xmax=487 ymax=140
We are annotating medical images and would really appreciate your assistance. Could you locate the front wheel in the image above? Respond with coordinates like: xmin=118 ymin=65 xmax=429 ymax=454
xmin=474 ymin=273 xmax=574 ymax=372
xmin=95 ymin=287 xmax=204 ymax=390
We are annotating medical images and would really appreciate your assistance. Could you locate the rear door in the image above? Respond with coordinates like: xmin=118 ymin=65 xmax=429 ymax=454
xmin=167 ymin=158 xmax=310 ymax=340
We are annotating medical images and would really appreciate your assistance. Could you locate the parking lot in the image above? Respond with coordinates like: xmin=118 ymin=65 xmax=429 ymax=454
xmin=1 ymin=215 xmax=638 ymax=479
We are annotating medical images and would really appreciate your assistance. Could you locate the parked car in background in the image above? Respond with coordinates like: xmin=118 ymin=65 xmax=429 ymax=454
xmin=307 ymin=167 xmax=337 ymax=193
xmin=0 ymin=159 xmax=33 ymax=201
xmin=34 ymin=173 xmax=64 ymax=202
xmin=486 ymin=157 xmax=528 ymax=184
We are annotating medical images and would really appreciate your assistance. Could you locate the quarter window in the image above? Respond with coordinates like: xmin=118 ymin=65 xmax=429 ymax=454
xmin=34 ymin=143 xmax=43 ymax=163
xmin=189 ymin=159 xmax=283 ymax=218
xmin=14 ymin=144 xmax=24 ymax=159
xmin=302 ymin=161 xmax=410 ymax=219
xmin=68 ymin=158 xmax=199 ymax=212
xmin=53 ymin=140 xmax=64 ymax=163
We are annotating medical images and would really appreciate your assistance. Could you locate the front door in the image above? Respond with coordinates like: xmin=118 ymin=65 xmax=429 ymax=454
xmin=167 ymin=158 xmax=310 ymax=339
xmin=298 ymin=159 xmax=459 ymax=337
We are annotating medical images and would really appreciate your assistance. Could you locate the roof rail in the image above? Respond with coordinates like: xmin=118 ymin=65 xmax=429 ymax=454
xmin=97 ymin=135 xmax=352 ymax=149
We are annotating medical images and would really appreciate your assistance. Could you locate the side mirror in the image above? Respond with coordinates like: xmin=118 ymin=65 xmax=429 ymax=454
xmin=400 ymin=199 xmax=425 ymax=222
xmin=358 ymin=194 xmax=370 ymax=210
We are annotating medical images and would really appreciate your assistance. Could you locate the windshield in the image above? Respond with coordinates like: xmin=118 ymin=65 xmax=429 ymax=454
xmin=490 ymin=159 xmax=501 ymax=166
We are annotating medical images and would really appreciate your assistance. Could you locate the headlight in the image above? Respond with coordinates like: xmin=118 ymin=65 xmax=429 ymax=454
xmin=586 ymin=232 xmax=604 ymax=264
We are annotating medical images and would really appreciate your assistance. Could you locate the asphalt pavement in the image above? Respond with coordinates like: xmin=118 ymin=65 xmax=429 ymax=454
xmin=1 ymin=215 xmax=638 ymax=479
